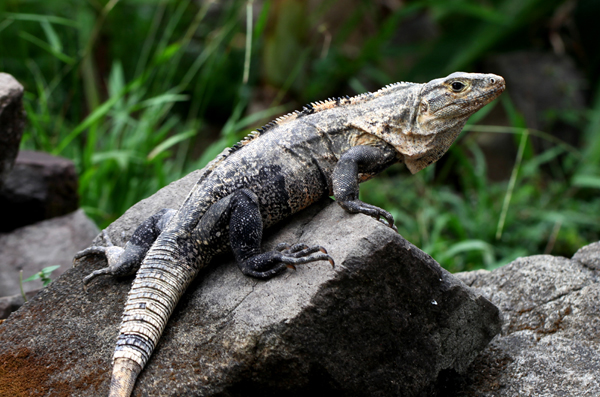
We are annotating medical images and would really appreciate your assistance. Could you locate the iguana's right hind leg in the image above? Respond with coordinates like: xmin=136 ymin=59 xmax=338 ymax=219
xmin=76 ymin=208 xmax=177 ymax=285
xmin=196 ymin=189 xmax=334 ymax=280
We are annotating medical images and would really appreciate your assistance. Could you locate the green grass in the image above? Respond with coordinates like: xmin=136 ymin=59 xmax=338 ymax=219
xmin=1 ymin=0 xmax=598 ymax=272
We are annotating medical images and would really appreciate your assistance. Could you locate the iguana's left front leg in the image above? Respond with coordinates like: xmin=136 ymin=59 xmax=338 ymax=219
xmin=333 ymin=144 xmax=399 ymax=231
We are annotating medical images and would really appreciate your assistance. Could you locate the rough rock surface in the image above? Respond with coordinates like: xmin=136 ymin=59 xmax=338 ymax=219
xmin=455 ymin=243 xmax=600 ymax=397
xmin=92 ymin=168 xmax=203 ymax=247
xmin=0 ymin=73 xmax=25 ymax=189
xmin=0 ymin=290 xmax=39 ymax=320
xmin=0 ymin=209 xmax=99 ymax=297
xmin=0 ymin=175 xmax=500 ymax=396
xmin=0 ymin=151 xmax=80 ymax=232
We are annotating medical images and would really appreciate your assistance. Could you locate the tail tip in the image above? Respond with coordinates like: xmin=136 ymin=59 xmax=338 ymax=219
xmin=108 ymin=357 xmax=142 ymax=397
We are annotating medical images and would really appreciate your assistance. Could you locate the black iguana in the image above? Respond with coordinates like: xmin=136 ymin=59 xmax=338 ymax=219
xmin=74 ymin=72 xmax=505 ymax=396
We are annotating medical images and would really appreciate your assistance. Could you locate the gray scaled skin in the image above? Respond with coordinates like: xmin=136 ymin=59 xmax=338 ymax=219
xmin=74 ymin=72 xmax=505 ymax=397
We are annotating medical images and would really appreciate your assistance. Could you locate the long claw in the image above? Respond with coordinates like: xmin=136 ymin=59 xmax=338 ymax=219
xmin=73 ymin=246 xmax=108 ymax=267
xmin=102 ymin=229 xmax=115 ymax=247
xmin=275 ymin=243 xmax=292 ymax=251
xmin=83 ymin=268 xmax=112 ymax=285
xmin=338 ymin=199 xmax=396 ymax=231
xmin=74 ymin=246 xmax=107 ymax=259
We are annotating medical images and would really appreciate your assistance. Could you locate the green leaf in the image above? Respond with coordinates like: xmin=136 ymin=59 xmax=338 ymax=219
xmin=438 ymin=239 xmax=496 ymax=268
xmin=147 ymin=130 xmax=196 ymax=161
xmin=40 ymin=19 xmax=62 ymax=52
xmin=23 ymin=273 xmax=42 ymax=282
xmin=132 ymin=93 xmax=189 ymax=111
xmin=54 ymin=74 xmax=148 ymax=155
xmin=18 ymin=31 xmax=75 ymax=64
xmin=572 ymin=174 xmax=600 ymax=190
xmin=2 ymin=12 xmax=79 ymax=27
xmin=23 ymin=265 xmax=60 ymax=283
xmin=154 ymin=42 xmax=182 ymax=65
xmin=92 ymin=150 xmax=139 ymax=170
xmin=41 ymin=265 xmax=61 ymax=276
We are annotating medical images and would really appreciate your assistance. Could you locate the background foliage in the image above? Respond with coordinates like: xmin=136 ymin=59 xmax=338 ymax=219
xmin=1 ymin=0 xmax=599 ymax=272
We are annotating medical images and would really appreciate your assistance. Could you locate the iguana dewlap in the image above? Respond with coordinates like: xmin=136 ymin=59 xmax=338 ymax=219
xmin=74 ymin=72 xmax=505 ymax=396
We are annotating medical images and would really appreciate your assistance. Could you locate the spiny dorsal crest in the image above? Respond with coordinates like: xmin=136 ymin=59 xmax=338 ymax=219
xmin=229 ymin=80 xmax=416 ymax=153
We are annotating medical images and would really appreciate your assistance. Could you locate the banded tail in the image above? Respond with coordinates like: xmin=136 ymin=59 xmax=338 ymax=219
xmin=108 ymin=233 xmax=198 ymax=396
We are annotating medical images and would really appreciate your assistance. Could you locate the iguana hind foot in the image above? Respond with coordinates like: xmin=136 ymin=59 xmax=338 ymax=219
xmin=210 ymin=189 xmax=334 ymax=279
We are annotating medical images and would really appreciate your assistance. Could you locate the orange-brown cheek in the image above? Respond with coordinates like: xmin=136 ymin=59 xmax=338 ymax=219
xmin=417 ymin=112 xmax=436 ymax=128
xmin=350 ymin=133 xmax=385 ymax=147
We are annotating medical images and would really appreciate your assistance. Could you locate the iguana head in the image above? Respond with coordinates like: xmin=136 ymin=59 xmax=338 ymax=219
xmin=417 ymin=72 xmax=505 ymax=130
xmin=401 ymin=72 xmax=505 ymax=173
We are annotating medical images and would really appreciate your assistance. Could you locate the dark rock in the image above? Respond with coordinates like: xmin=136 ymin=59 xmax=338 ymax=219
xmin=0 ymin=209 xmax=99 ymax=297
xmin=0 ymin=290 xmax=39 ymax=319
xmin=0 ymin=73 xmax=25 ymax=189
xmin=0 ymin=174 xmax=500 ymax=396
xmin=455 ymin=244 xmax=600 ymax=396
xmin=0 ymin=151 xmax=80 ymax=232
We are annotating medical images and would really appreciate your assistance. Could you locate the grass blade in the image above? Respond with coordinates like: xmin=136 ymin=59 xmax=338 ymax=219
xmin=147 ymin=130 xmax=196 ymax=161
xmin=18 ymin=31 xmax=75 ymax=64
xmin=496 ymin=130 xmax=529 ymax=240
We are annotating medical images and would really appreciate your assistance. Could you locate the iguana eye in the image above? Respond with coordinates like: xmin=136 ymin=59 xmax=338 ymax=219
xmin=451 ymin=81 xmax=465 ymax=92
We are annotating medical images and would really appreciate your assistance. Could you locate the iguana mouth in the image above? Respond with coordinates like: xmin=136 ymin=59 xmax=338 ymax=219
xmin=478 ymin=82 xmax=506 ymax=101
xmin=451 ymin=83 xmax=505 ymax=109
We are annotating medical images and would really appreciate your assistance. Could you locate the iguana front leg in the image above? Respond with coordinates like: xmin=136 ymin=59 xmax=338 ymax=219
xmin=75 ymin=208 xmax=177 ymax=284
xmin=333 ymin=144 xmax=399 ymax=231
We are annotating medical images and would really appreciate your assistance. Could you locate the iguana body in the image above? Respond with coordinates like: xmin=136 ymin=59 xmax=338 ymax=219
xmin=75 ymin=72 xmax=505 ymax=396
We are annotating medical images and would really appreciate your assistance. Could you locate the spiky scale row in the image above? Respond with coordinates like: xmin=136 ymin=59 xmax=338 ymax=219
xmin=233 ymin=81 xmax=417 ymax=153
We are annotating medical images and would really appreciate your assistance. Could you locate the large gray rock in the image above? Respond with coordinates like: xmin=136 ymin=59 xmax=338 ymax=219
xmin=0 ymin=176 xmax=500 ymax=396
xmin=0 ymin=73 xmax=25 ymax=188
xmin=456 ymin=244 xmax=600 ymax=396
xmin=0 ymin=209 xmax=99 ymax=297
xmin=0 ymin=151 xmax=80 ymax=232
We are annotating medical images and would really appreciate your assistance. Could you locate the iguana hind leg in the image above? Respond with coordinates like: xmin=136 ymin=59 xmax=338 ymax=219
xmin=195 ymin=189 xmax=334 ymax=279
xmin=77 ymin=208 xmax=177 ymax=285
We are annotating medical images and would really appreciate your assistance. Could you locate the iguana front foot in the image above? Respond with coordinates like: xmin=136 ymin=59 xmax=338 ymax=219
xmin=337 ymin=199 xmax=398 ymax=232
xmin=332 ymin=145 xmax=400 ymax=232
